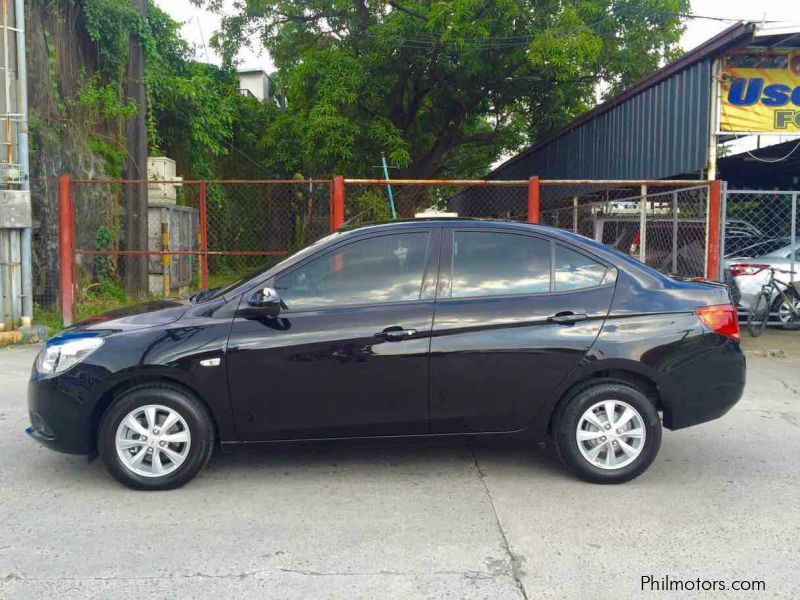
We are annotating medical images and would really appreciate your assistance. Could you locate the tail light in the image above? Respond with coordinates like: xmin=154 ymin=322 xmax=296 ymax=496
xmin=728 ymin=263 xmax=768 ymax=277
xmin=694 ymin=304 xmax=740 ymax=340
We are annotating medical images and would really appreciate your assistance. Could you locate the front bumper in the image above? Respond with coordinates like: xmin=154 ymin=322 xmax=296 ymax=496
xmin=27 ymin=374 xmax=95 ymax=455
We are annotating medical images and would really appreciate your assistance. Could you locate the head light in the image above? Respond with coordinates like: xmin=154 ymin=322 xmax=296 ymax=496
xmin=36 ymin=337 xmax=104 ymax=375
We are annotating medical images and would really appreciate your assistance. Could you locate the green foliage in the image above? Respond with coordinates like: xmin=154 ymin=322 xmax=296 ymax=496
xmin=93 ymin=226 xmax=118 ymax=283
xmin=73 ymin=74 xmax=137 ymax=120
xmin=34 ymin=280 xmax=130 ymax=335
xmin=83 ymin=0 xmax=145 ymax=79
xmin=63 ymin=2 xmax=245 ymax=180
xmin=204 ymin=0 xmax=688 ymax=178
xmin=145 ymin=4 xmax=238 ymax=171
xmin=68 ymin=0 xmax=688 ymax=183
xmin=33 ymin=304 xmax=64 ymax=337
xmin=350 ymin=189 xmax=392 ymax=223
xmin=88 ymin=138 xmax=127 ymax=177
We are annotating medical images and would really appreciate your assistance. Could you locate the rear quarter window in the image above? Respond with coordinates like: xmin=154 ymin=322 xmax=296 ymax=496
xmin=555 ymin=245 xmax=615 ymax=291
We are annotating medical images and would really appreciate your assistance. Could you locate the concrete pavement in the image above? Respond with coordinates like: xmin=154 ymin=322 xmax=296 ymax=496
xmin=1 ymin=342 xmax=798 ymax=599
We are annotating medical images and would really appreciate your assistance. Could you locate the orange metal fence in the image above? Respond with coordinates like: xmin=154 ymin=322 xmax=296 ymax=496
xmin=53 ymin=175 xmax=720 ymax=325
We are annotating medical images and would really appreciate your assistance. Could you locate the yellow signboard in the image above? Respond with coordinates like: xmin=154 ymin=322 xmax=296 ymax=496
xmin=720 ymin=51 xmax=800 ymax=133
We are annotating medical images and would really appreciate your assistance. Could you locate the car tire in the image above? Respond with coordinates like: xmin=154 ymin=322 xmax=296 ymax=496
xmin=98 ymin=383 xmax=215 ymax=490
xmin=553 ymin=382 xmax=662 ymax=484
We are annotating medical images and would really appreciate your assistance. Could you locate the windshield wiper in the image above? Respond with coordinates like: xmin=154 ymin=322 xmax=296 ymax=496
xmin=189 ymin=287 xmax=220 ymax=303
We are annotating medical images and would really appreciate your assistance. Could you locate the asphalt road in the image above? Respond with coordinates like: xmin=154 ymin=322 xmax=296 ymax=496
xmin=1 ymin=341 xmax=799 ymax=599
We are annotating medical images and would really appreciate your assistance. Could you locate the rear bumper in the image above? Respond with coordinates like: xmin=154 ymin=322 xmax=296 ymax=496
xmin=660 ymin=337 xmax=746 ymax=430
xmin=727 ymin=273 xmax=768 ymax=310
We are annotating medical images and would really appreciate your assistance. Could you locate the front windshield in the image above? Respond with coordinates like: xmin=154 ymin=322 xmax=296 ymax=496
xmin=197 ymin=231 xmax=343 ymax=302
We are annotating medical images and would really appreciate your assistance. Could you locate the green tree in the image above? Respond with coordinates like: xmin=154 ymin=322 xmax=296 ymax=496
xmin=203 ymin=0 xmax=689 ymax=178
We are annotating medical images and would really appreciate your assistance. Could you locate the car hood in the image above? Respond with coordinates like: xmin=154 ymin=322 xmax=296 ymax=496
xmin=65 ymin=299 xmax=191 ymax=333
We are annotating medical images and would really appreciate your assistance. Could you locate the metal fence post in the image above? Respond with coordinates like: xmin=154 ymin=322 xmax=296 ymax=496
xmin=789 ymin=192 xmax=797 ymax=281
xmin=639 ymin=184 xmax=647 ymax=263
xmin=719 ymin=181 xmax=728 ymax=280
xmin=331 ymin=176 xmax=345 ymax=230
xmin=572 ymin=196 xmax=578 ymax=232
xmin=706 ymin=180 xmax=722 ymax=280
xmin=527 ymin=176 xmax=540 ymax=224
xmin=671 ymin=191 xmax=678 ymax=274
xmin=58 ymin=174 xmax=74 ymax=326
xmin=161 ymin=220 xmax=170 ymax=296
xmin=198 ymin=181 xmax=209 ymax=290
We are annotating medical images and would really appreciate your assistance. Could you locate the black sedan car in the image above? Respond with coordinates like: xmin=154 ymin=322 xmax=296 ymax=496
xmin=28 ymin=219 xmax=745 ymax=490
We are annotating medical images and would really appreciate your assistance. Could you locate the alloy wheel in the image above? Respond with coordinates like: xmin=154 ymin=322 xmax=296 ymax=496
xmin=576 ymin=400 xmax=646 ymax=470
xmin=115 ymin=404 xmax=192 ymax=478
xmin=776 ymin=296 xmax=800 ymax=324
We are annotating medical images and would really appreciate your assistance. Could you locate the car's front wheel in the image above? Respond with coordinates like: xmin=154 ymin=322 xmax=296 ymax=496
xmin=553 ymin=382 xmax=662 ymax=484
xmin=98 ymin=383 xmax=215 ymax=490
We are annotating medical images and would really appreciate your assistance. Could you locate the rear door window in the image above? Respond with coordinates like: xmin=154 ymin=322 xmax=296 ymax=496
xmin=450 ymin=231 xmax=551 ymax=298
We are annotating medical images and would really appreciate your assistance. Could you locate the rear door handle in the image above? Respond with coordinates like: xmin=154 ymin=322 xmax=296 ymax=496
xmin=375 ymin=327 xmax=417 ymax=340
xmin=547 ymin=312 xmax=589 ymax=325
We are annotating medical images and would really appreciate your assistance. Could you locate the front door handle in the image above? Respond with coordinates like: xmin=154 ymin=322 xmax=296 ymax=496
xmin=375 ymin=326 xmax=417 ymax=340
xmin=547 ymin=311 xmax=589 ymax=325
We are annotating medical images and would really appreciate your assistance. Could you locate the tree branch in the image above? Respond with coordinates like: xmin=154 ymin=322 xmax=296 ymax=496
xmin=386 ymin=0 xmax=427 ymax=21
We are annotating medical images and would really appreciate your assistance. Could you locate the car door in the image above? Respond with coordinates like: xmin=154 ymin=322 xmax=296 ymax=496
xmin=429 ymin=227 xmax=617 ymax=433
xmin=226 ymin=227 xmax=440 ymax=440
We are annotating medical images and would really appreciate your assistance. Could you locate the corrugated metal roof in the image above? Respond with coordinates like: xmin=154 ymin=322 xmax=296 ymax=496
xmin=489 ymin=22 xmax=757 ymax=181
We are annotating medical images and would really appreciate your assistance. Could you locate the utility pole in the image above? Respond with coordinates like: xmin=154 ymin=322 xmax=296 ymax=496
xmin=123 ymin=0 xmax=149 ymax=297
xmin=0 ymin=0 xmax=32 ymax=331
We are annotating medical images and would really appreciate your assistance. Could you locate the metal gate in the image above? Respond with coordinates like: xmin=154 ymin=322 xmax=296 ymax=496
xmin=721 ymin=188 xmax=799 ymax=314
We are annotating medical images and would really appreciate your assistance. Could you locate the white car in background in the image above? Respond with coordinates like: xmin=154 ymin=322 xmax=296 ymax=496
xmin=724 ymin=239 xmax=800 ymax=323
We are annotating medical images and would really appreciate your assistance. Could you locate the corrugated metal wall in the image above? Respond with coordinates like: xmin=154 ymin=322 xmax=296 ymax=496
xmin=492 ymin=59 xmax=712 ymax=181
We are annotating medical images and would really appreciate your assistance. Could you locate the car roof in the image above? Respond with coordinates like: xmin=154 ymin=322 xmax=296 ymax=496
xmin=764 ymin=244 xmax=798 ymax=257
xmin=339 ymin=217 xmax=511 ymax=231
xmin=338 ymin=218 xmax=596 ymax=244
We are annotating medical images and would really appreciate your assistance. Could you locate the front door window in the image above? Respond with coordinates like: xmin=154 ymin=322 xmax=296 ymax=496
xmin=275 ymin=232 xmax=430 ymax=310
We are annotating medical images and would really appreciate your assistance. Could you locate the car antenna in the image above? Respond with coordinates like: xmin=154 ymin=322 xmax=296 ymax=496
xmin=380 ymin=152 xmax=398 ymax=220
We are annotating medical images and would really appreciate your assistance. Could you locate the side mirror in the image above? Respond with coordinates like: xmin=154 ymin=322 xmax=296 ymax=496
xmin=247 ymin=287 xmax=282 ymax=316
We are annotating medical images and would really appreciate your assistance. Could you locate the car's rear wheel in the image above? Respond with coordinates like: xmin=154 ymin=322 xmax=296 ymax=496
xmin=553 ymin=382 xmax=662 ymax=484
xmin=747 ymin=291 xmax=771 ymax=337
xmin=98 ymin=383 xmax=214 ymax=490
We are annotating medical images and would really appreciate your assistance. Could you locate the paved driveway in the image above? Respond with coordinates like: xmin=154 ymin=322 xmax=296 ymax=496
xmin=1 ymin=343 xmax=798 ymax=598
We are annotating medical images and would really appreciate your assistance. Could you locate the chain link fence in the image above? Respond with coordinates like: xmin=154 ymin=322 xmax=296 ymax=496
xmin=342 ymin=179 xmax=529 ymax=227
xmin=42 ymin=176 xmax=722 ymax=327
xmin=721 ymin=189 xmax=799 ymax=315
xmin=47 ymin=179 xmax=331 ymax=325
xmin=540 ymin=181 xmax=712 ymax=278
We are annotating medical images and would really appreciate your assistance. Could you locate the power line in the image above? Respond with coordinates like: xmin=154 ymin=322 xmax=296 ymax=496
xmin=361 ymin=8 xmax=784 ymax=51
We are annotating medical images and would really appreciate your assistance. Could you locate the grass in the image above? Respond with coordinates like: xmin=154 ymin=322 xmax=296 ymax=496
xmin=35 ymin=280 xmax=140 ymax=337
